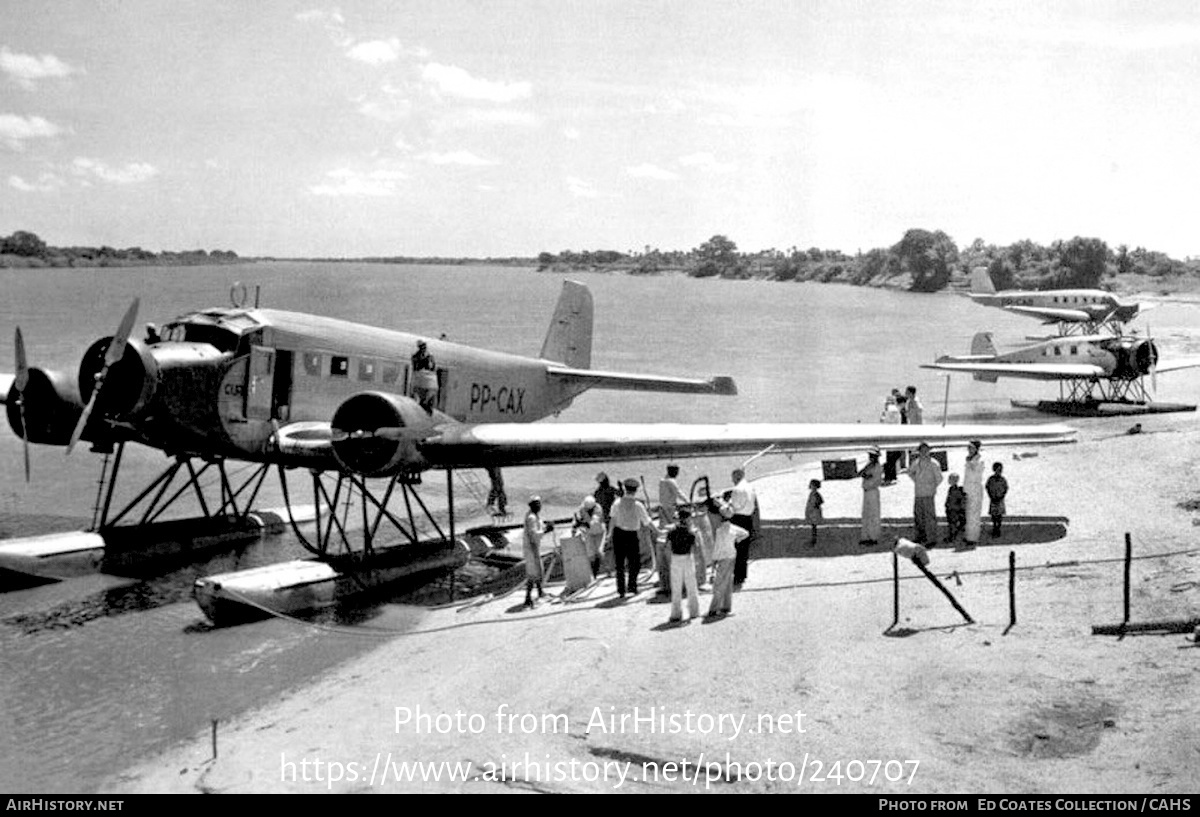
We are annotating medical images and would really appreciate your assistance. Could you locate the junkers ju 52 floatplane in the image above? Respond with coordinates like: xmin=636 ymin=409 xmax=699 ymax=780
xmin=1 ymin=281 xmax=1075 ymax=620
xmin=922 ymin=330 xmax=1200 ymax=415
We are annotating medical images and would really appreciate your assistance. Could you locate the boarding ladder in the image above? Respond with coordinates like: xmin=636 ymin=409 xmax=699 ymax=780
xmin=454 ymin=469 xmax=499 ymax=521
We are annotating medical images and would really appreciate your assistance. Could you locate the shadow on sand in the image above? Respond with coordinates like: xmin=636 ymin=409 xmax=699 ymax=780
xmin=757 ymin=515 xmax=1069 ymax=559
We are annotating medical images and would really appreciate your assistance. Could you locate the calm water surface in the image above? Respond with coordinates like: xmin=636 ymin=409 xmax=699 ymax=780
xmin=1 ymin=262 xmax=1197 ymax=792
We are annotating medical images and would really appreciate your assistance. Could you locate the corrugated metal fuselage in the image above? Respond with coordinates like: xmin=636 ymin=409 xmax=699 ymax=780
xmin=134 ymin=308 xmax=584 ymax=462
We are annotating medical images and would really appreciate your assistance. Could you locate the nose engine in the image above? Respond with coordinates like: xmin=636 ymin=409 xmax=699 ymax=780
xmin=331 ymin=393 xmax=432 ymax=477
xmin=78 ymin=336 xmax=160 ymax=423
xmin=1109 ymin=338 xmax=1158 ymax=379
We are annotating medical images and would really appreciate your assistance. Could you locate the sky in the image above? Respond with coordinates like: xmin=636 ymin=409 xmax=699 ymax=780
xmin=3 ymin=0 xmax=1200 ymax=259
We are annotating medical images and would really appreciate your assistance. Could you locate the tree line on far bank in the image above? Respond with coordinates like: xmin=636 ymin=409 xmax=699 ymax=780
xmin=0 ymin=230 xmax=241 ymax=268
xmin=539 ymin=230 xmax=1200 ymax=292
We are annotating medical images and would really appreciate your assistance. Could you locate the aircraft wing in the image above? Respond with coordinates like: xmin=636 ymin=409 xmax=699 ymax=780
xmin=921 ymin=361 xmax=1105 ymax=380
xmin=414 ymin=421 xmax=1075 ymax=469
xmin=1003 ymin=305 xmax=1093 ymax=323
xmin=546 ymin=365 xmax=737 ymax=395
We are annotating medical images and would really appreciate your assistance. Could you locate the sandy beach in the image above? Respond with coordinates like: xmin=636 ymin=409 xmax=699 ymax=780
xmin=104 ymin=406 xmax=1200 ymax=795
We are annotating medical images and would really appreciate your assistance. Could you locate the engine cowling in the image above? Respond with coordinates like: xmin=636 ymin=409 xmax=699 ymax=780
xmin=1107 ymin=338 xmax=1158 ymax=379
xmin=78 ymin=336 xmax=159 ymax=420
xmin=331 ymin=392 xmax=433 ymax=477
xmin=5 ymin=367 xmax=83 ymax=445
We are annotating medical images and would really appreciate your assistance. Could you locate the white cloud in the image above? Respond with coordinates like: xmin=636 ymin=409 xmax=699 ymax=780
xmin=71 ymin=157 xmax=158 ymax=184
xmin=626 ymin=163 xmax=679 ymax=181
xmin=0 ymin=114 xmax=63 ymax=149
xmin=678 ymin=152 xmax=735 ymax=173
xmin=421 ymin=63 xmax=531 ymax=103
xmin=308 ymin=167 xmax=407 ymax=197
xmin=347 ymin=38 xmax=402 ymax=65
xmin=562 ymin=127 xmax=581 ymax=140
xmin=566 ymin=176 xmax=598 ymax=198
xmin=9 ymin=173 xmax=63 ymax=192
xmin=1 ymin=48 xmax=79 ymax=88
xmin=418 ymin=150 xmax=496 ymax=167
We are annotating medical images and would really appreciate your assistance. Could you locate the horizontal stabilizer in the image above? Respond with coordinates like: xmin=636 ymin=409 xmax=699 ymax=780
xmin=546 ymin=365 xmax=737 ymax=395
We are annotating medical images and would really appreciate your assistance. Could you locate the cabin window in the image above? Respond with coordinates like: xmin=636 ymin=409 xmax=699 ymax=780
xmin=358 ymin=359 xmax=376 ymax=381
xmin=303 ymin=352 xmax=321 ymax=376
xmin=1070 ymin=345 xmax=1078 ymax=355
xmin=1054 ymin=347 xmax=1062 ymax=356
xmin=382 ymin=362 xmax=400 ymax=385
xmin=330 ymin=356 xmax=349 ymax=377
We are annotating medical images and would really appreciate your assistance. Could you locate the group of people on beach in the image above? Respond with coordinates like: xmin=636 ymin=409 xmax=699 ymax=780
xmin=521 ymin=465 xmax=758 ymax=623
xmin=520 ymin=421 xmax=1011 ymax=614
xmin=850 ymin=439 xmax=1009 ymax=550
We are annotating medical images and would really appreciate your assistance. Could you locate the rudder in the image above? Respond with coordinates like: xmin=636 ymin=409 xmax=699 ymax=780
xmin=970 ymin=267 xmax=997 ymax=295
xmin=540 ymin=280 xmax=593 ymax=368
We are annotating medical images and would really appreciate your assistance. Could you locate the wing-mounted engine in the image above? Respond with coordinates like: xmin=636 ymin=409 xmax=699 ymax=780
xmin=5 ymin=367 xmax=83 ymax=444
xmin=331 ymin=392 xmax=436 ymax=477
xmin=1105 ymin=337 xmax=1158 ymax=379
xmin=78 ymin=336 xmax=160 ymax=421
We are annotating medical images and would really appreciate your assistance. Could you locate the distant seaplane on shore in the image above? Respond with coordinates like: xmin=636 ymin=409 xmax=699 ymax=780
xmin=966 ymin=268 xmax=1149 ymax=336
xmin=922 ymin=330 xmax=1200 ymax=415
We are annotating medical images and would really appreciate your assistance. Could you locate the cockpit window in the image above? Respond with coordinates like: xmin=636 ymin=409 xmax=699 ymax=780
xmin=160 ymin=309 xmax=261 ymax=354
xmin=159 ymin=322 xmax=240 ymax=352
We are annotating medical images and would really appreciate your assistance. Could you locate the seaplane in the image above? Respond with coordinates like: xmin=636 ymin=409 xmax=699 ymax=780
xmin=967 ymin=268 xmax=1148 ymax=337
xmin=921 ymin=330 xmax=1200 ymax=415
xmin=0 ymin=280 xmax=1076 ymax=620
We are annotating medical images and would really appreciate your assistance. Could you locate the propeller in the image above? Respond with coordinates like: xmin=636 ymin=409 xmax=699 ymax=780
xmin=14 ymin=327 xmax=30 ymax=481
xmin=1148 ymin=323 xmax=1157 ymax=395
xmin=66 ymin=298 xmax=140 ymax=455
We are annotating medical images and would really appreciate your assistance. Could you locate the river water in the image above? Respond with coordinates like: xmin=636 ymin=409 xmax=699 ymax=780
xmin=0 ymin=262 xmax=1197 ymax=792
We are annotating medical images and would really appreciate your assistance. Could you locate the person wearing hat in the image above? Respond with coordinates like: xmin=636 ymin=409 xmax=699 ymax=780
xmin=666 ymin=506 xmax=701 ymax=623
xmin=608 ymin=478 xmax=655 ymax=598
xmin=411 ymin=339 xmax=437 ymax=413
xmin=593 ymin=472 xmax=620 ymax=524
xmin=905 ymin=442 xmax=943 ymax=546
xmin=858 ymin=447 xmax=884 ymax=546
xmin=728 ymin=468 xmax=757 ymax=587
xmin=706 ymin=498 xmax=749 ymax=619
xmin=523 ymin=496 xmax=553 ymax=608
xmin=658 ymin=464 xmax=685 ymax=526
xmin=962 ymin=440 xmax=985 ymax=548
xmin=572 ymin=495 xmax=605 ymax=576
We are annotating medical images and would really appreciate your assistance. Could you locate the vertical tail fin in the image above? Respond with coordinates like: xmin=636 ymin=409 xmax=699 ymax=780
xmin=540 ymin=280 xmax=593 ymax=368
xmin=970 ymin=331 xmax=997 ymax=357
xmin=969 ymin=331 xmax=999 ymax=382
xmin=970 ymin=267 xmax=997 ymax=295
